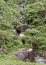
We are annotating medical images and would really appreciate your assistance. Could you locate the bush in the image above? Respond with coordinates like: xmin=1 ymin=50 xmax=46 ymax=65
xmin=32 ymin=36 xmax=46 ymax=51
xmin=24 ymin=29 xmax=41 ymax=36
xmin=0 ymin=30 xmax=14 ymax=48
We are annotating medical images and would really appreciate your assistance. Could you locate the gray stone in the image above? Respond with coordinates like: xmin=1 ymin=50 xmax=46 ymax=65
xmin=15 ymin=48 xmax=35 ymax=62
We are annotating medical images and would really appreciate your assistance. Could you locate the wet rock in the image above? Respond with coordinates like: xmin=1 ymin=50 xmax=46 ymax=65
xmin=15 ymin=50 xmax=28 ymax=61
xmin=14 ymin=24 xmax=32 ymax=34
xmin=28 ymin=49 xmax=35 ymax=62
xmin=15 ymin=48 xmax=35 ymax=62
xmin=20 ymin=16 xmax=24 ymax=23
xmin=20 ymin=2 xmax=26 ymax=10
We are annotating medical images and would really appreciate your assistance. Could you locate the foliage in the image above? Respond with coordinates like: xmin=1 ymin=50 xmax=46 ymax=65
xmin=0 ymin=0 xmax=46 ymax=51
xmin=0 ymin=0 xmax=46 ymax=64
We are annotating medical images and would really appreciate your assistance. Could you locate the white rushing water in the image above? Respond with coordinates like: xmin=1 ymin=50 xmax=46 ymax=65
xmin=35 ymin=55 xmax=46 ymax=63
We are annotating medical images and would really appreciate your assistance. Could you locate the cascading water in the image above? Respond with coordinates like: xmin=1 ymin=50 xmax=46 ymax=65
xmin=34 ymin=55 xmax=46 ymax=63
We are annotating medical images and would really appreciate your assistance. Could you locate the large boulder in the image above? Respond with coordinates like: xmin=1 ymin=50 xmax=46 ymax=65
xmin=15 ymin=48 xmax=35 ymax=62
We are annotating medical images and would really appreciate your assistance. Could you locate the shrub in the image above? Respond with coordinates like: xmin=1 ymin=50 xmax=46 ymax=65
xmin=24 ymin=29 xmax=41 ymax=36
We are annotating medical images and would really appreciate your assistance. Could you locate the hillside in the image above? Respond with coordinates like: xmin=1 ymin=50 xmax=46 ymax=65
xmin=0 ymin=0 xmax=46 ymax=65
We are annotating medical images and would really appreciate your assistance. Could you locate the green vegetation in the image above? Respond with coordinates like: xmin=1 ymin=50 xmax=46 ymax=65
xmin=0 ymin=0 xmax=46 ymax=65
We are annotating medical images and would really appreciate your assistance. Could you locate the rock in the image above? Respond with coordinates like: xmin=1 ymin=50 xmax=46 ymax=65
xmin=19 ymin=33 xmax=25 ymax=38
xmin=14 ymin=24 xmax=32 ymax=34
xmin=20 ymin=16 xmax=24 ymax=23
xmin=28 ymin=49 xmax=35 ymax=62
xmin=15 ymin=48 xmax=35 ymax=62
xmin=20 ymin=2 xmax=26 ymax=10
xmin=15 ymin=50 xmax=28 ymax=61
